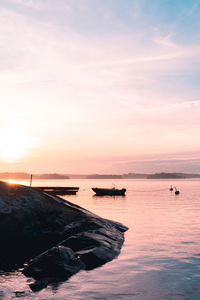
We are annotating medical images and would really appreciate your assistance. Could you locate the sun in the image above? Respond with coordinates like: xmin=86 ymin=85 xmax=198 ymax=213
xmin=1 ymin=129 xmax=32 ymax=162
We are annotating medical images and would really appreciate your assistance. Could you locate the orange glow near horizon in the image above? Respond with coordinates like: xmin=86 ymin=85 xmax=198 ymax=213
xmin=5 ymin=179 xmax=21 ymax=184
xmin=1 ymin=129 xmax=33 ymax=163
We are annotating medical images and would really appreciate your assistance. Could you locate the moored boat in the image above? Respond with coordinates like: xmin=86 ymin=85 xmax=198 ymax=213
xmin=34 ymin=186 xmax=79 ymax=196
xmin=92 ymin=187 xmax=126 ymax=196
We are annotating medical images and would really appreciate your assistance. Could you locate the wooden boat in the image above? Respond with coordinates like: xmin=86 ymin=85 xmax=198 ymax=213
xmin=92 ymin=187 xmax=126 ymax=196
xmin=33 ymin=186 xmax=79 ymax=196
xmin=43 ymin=189 xmax=78 ymax=196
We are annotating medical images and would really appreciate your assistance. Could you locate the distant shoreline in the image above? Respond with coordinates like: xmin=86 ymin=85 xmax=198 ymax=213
xmin=1 ymin=172 xmax=200 ymax=180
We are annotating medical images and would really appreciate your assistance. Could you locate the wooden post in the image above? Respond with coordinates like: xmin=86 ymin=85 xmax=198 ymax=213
xmin=30 ymin=174 xmax=33 ymax=187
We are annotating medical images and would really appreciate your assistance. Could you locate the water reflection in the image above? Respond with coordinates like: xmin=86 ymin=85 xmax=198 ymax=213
xmin=1 ymin=178 xmax=200 ymax=299
xmin=92 ymin=194 xmax=126 ymax=202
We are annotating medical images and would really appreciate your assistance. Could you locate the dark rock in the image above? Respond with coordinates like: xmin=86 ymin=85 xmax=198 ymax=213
xmin=61 ymin=234 xmax=100 ymax=252
xmin=63 ymin=217 xmax=128 ymax=238
xmin=23 ymin=246 xmax=85 ymax=279
xmin=78 ymin=246 xmax=118 ymax=269
xmin=29 ymin=280 xmax=48 ymax=292
xmin=63 ymin=218 xmax=103 ymax=237
xmin=61 ymin=220 xmax=125 ymax=270
xmin=0 ymin=181 xmax=89 ymax=240
xmin=0 ymin=181 xmax=128 ymax=290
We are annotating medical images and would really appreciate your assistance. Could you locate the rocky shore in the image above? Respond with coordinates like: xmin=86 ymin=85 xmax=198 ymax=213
xmin=0 ymin=181 xmax=128 ymax=291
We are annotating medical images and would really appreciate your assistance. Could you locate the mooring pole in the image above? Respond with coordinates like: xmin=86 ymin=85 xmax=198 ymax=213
xmin=30 ymin=174 xmax=33 ymax=187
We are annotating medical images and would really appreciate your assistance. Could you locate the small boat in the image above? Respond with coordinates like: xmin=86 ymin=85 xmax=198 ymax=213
xmin=92 ymin=187 xmax=126 ymax=196
xmin=34 ymin=186 xmax=79 ymax=196
xmin=44 ymin=189 xmax=78 ymax=196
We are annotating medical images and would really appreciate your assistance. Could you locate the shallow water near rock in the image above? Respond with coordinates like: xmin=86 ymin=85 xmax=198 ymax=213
xmin=1 ymin=178 xmax=200 ymax=299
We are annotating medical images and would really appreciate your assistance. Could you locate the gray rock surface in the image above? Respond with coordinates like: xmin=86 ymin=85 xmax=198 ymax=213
xmin=23 ymin=246 xmax=85 ymax=279
xmin=0 ymin=181 xmax=128 ymax=290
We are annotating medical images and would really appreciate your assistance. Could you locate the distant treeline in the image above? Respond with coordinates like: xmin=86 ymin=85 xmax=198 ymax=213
xmin=86 ymin=172 xmax=200 ymax=179
xmin=0 ymin=173 xmax=69 ymax=179
xmin=147 ymin=172 xmax=200 ymax=179
xmin=0 ymin=172 xmax=200 ymax=180
xmin=147 ymin=173 xmax=183 ymax=179
xmin=86 ymin=174 xmax=123 ymax=179
xmin=122 ymin=173 xmax=148 ymax=178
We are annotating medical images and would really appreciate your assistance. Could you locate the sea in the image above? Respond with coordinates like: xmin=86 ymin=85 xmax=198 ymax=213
xmin=0 ymin=178 xmax=200 ymax=300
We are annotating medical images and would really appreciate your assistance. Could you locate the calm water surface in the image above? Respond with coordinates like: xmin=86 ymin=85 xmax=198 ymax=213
xmin=1 ymin=179 xmax=200 ymax=299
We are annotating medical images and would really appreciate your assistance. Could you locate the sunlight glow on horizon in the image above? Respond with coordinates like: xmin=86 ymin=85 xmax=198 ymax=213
xmin=1 ymin=129 xmax=35 ymax=163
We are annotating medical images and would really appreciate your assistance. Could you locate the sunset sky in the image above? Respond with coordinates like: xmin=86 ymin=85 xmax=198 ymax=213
xmin=0 ymin=0 xmax=200 ymax=174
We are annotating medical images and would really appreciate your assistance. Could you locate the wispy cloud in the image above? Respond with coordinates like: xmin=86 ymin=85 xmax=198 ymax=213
xmin=188 ymin=1 xmax=200 ymax=15
xmin=151 ymin=99 xmax=200 ymax=112
xmin=2 ymin=0 xmax=44 ymax=9
xmin=111 ymin=150 xmax=200 ymax=173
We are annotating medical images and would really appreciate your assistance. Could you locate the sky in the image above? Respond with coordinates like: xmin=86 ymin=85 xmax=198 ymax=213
xmin=0 ymin=0 xmax=200 ymax=174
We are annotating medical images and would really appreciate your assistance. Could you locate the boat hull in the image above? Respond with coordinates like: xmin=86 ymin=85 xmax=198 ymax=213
xmin=92 ymin=188 xmax=126 ymax=196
